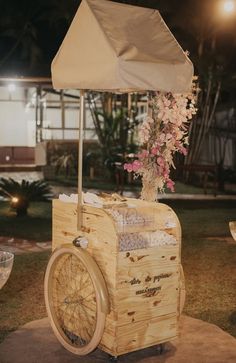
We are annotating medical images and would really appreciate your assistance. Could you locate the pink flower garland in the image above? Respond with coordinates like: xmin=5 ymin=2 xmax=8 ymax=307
xmin=124 ymin=85 xmax=198 ymax=201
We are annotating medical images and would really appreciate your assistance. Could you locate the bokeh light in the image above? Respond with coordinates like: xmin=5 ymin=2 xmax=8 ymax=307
xmin=223 ymin=0 xmax=235 ymax=13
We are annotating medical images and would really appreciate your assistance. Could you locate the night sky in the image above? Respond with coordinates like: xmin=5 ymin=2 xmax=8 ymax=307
xmin=0 ymin=0 xmax=236 ymax=104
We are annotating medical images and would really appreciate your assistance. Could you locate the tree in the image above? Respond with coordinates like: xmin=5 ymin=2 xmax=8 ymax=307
xmin=87 ymin=92 xmax=139 ymax=159
xmin=0 ymin=0 xmax=78 ymax=75
xmin=170 ymin=1 xmax=236 ymax=177
xmin=212 ymin=109 xmax=236 ymax=191
xmin=0 ymin=178 xmax=51 ymax=216
xmin=0 ymin=1 xmax=44 ymax=73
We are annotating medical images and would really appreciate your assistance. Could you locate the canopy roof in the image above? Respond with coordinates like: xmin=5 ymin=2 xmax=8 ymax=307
xmin=52 ymin=0 xmax=193 ymax=93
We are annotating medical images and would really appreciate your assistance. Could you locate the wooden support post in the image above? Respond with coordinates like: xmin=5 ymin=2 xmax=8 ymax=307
xmin=60 ymin=91 xmax=65 ymax=140
xmin=77 ymin=90 xmax=85 ymax=230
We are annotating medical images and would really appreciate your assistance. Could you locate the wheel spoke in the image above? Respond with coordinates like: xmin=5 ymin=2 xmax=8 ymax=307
xmin=79 ymin=304 xmax=94 ymax=338
xmin=79 ymin=271 xmax=90 ymax=291
xmin=47 ymin=249 xmax=105 ymax=352
xmin=83 ymin=291 xmax=95 ymax=301
xmin=49 ymin=251 xmax=99 ymax=348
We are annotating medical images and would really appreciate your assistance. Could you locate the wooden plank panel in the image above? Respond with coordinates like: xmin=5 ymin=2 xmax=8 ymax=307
xmin=117 ymin=303 xmax=178 ymax=325
xmin=117 ymin=265 xmax=179 ymax=296
xmin=117 ymin=264 xmax=179 ymax=289
xmin=115 ymin=266 xmax=179 ymax=325
xmin=118 ymin=246 xmax=179 ymax=268
xmin=116 ymin=267 xmax=180 ymax=327
xmin=99 ymin=316 xmax=117 ymax=355
xmin=116 ymin=314 xmax=178 ymax=355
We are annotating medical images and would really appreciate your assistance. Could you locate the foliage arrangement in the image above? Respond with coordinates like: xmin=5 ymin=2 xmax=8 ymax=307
xmin=0 ymin=178 xmax=51 ymax=216
xmin=124 ymin=84 xmax=198 ymax=201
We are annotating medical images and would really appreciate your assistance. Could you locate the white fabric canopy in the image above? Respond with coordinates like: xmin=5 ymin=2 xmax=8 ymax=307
xmin=52 ymin=0 xmax=193 ymax=93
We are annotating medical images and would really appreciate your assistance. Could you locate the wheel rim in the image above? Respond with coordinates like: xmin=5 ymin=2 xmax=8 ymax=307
xmin=51 ymin=253 xmax=97 ymax=346
xmin=45 ymin=246 xmax=108 ymax=355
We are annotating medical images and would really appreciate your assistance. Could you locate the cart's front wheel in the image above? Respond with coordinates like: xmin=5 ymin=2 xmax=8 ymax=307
xmin=44 ymin=245 xmax=109 ymax=355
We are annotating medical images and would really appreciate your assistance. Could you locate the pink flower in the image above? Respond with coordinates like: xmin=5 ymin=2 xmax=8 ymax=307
xmin=132 ymin=160 xmax=143 ymax=172
xmin=158 ymin=133 xmax=166 ymax=145
xmin=157 ymin=166 xmax=164 ymax=175
xmin=145 ymin=116 xmax=154 ymax=124
xmin=180 ymin=147 xmax=188 ymax=156
xmin=151 ymin=147 xmax=159 ymax=155
xmin=163 ymin=96 xmax=171 ymax=107
xmin=127 ymin=84 xmax=197 ymax=197
xmin=163 ymin=170 xmax=169 ymax=180
xmin=162 ymin=165 xmax=170 ymax=180
xmin=167 ymin=179 xmax=175 ymax=192
xmin=124 ymin=160 xmax=143 ymax=173
xmin=166 ymin=133 xmax=172 ymax=141
xmin=124 ymin=163 xmax=133 ymax=173
xmin=138 ymin=150 xmax=149 ymax=159
xmin=175 ymin=140 xmax=180 ymax=148
xmin=157 ymin=156 xmax=165 ymax=167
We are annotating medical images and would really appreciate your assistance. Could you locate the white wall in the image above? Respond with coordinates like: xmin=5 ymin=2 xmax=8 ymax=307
xmin=0 ymin=85 xmax=145 ymax=148
xmin=0 ymin=86 xmax=36 ymax=147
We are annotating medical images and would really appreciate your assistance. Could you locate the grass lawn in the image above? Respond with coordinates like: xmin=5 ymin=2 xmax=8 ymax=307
xmin=168 ymin=199 xmax=236 ymax=337
xmin=0 ymin=201 xmax=52 ymax=241
xmin=0 ymin=251 xmax=50 ymax=343
xmin=0 ymin=199 xmax=236 ymax=343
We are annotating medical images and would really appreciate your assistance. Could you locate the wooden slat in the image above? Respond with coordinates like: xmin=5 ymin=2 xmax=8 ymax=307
xmin=99 ymin=316 xmax=117 ymax=354
xmin=117 ymin=303 xmax=178 ymax=326
xmin=117 ymin=264 xmax=179 ymax=289
xmin=118 ymin=246 xmax=179 ymax=269
xmin=116 ymin=314 xmax=178 ymax=355
xmin=115 ymin=266 xmax=179 ymax=326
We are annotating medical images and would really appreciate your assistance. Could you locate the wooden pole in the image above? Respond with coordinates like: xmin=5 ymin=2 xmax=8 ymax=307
xmin=60 ymin=90 xmax=65 ymax=140
xmin=77 ymin=90 xmax=85 ymax=230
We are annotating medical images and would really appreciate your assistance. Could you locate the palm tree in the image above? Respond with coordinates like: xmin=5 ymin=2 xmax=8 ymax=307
xmin=0 ymin=178 xmax=52 ymax=217
xmin=87 ymin=92 xmax=139 ymax=163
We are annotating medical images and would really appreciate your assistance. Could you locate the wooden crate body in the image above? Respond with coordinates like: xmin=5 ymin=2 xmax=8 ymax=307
xmin=52 ymin=198 xmax=182 ymax=357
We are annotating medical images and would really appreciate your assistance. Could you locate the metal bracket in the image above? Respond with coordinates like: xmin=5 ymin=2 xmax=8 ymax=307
xmin=73 ymin=236 xmax=88 ymax=249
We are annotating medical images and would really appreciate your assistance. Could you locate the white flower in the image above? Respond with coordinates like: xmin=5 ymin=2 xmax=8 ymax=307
xmin=128 ymin=78 xmax=198 ymax=201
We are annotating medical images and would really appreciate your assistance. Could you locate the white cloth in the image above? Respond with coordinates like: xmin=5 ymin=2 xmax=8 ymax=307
xmin=59 ymin=192 xmax=103 ymax=207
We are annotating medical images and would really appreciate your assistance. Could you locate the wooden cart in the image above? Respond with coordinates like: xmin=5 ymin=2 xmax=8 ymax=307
xmin=44 ymin=0 xmax=193 ymax=359
xmin=44 ymin=196 xmax=185 ymax=360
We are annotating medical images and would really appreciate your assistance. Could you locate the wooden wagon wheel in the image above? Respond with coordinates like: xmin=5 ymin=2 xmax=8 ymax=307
xmin=179 ymin=264 xmax=186 ymax=314
xmin=44 ymin=245 xmax=110 ymax=355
